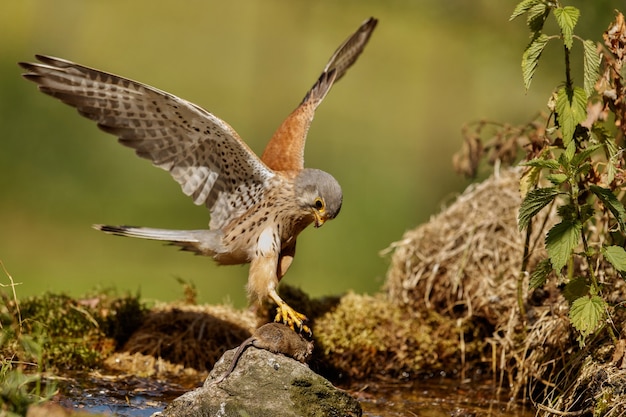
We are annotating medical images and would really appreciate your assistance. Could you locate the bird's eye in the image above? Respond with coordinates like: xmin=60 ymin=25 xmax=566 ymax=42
xmin=314 ymin=198 xmax=325 ymax=211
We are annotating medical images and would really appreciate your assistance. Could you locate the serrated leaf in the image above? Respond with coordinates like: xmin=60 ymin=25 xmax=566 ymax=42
xmin=564 ymin=139 xmax=577 ymax=161
xmin=563 ymin=275 xmax=589 ymax=303
xmin=510 ymin=0 xmax=542 ymax=21
xmin=602 ymin=245 xmax=626 ymax=272
xmin=558 ymin=150 xmax=571 ymax=169
xmin=521 ymin=158 xmax=561 ymax=169
xmin=571 ymin=143 xmax=602 ymax=169
xmin=590 ymin=185 xmax=626 ymax=230
xmin=592 ymin=125 xmax=613 ymax=143
xmin=554 ymin=6 xmax=580 ymax=50
xmin=546 ymin=219 xmax=582 ymax=272
xmin=529 ymin=258 xmax=553 ymax=290
xmin=556 ymin=86 xmax=588 ymax=146
xmin=527 ymin=3 xmax=550 ymax=33
xmin=569 ymin=295 xmax=605 ymax=337
xmin=519 ymin=187 xmax=560 ymax=230
xmin=522 ymin=34 xmax=550 ymax=91
xmin=557 ymin=203 xmax=577 ymax=222
xmin=583 ymin=40 xmax=601 ymax=97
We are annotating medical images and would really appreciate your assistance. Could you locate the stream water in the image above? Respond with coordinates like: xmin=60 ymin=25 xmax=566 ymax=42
xmin=58 ymin=373 xmax=534 ymax=417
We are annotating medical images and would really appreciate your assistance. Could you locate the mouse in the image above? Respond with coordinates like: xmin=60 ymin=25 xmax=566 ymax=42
xmin=216 ymin=322 xmax=314 ymax=383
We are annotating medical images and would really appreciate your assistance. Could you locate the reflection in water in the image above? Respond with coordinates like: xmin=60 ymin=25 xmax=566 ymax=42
xmin=355 ymin=379 xmax=533 ymax=417
xmin=60 ymin=373 xmax=533 ymax=417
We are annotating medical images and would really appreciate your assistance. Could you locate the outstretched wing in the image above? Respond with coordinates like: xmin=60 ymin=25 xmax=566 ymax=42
xmin=261 ymin=17 xmax=378 ymax=172
xmin=19 ymin=55 xmax=276 ymax=230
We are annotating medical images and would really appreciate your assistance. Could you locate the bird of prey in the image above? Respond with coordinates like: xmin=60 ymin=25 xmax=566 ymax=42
xmin=19 ymin=17 xmax=377 ymax=334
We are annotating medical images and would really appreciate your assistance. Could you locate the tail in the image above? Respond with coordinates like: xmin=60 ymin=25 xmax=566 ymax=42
xmin=94 ymin=224 xmax=223 ymax=256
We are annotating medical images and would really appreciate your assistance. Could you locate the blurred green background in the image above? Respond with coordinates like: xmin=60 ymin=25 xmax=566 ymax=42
xmin=0 ymin=1 xmax=617 ymax=306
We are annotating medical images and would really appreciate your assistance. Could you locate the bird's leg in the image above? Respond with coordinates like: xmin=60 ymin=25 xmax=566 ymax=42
xmin=268 ymin=288 xmax=311 ymax=336
xmin=248 ymin=236 xmax=311 ymax=335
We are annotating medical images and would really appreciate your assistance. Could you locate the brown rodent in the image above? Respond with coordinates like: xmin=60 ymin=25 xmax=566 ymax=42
xmin=216 ymin=322 xmax=313 ymax=383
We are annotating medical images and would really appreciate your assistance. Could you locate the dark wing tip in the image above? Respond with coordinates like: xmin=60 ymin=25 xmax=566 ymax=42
xmin=94 ymin=224 xmax=139 ymax=235
xmin=20 ymin=72 xmax=41 ymax=82
xmin=34 ymin=55 xmax=74 ymax=67
xmin=18 ymin=55 xmax=78 ymax=77
xmin=94 ymin=224 xmax=117 ymax=233
xmin=363 ymin=17 xmax=379 ymax=30
xmin=18 ymin=61 xmax=32 ymax=71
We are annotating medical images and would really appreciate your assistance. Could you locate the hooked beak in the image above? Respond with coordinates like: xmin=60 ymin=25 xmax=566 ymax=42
xmin=313 ymin=210 xmax=327 ymax=228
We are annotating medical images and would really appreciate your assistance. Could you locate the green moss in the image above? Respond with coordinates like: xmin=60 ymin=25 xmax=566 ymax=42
xmin=290 ymin=376 xmax=362 ymax=417
xmin=3 ymin=291 xmax=146 ymax=372
xmin=314 ymin=292 xmax=461 ymax=379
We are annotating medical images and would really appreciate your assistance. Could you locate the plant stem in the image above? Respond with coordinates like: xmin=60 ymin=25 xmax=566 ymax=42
xmin=564 ymin=44 xmax=573 ymax=90
xmin=518 ymin=218 xmax=532 ymax=333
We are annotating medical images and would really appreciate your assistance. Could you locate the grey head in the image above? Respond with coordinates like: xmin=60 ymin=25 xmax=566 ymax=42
xmin=294 ymin=168 xmax=343 ymax=228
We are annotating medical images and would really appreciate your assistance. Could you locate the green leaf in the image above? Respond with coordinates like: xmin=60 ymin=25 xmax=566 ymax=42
xmin=527 ymin=3 xmax=550 ymax=33
xmin=557 ymin=150 xmax=571 ymax=170
xmin=569 ymin=295 xmax=605 ymax=338
xmin=592 ymin=124 xmax=613 ymax=143
xmin=546 ymin=219 xmax=582 ymax=272
xmin=557 ymin=203 xmax=577 ymax=222
xmin=563 ymin=275 xmax=589 ymax=303
xmin=529 ymin=258 xmax=553 ymax=290
xmin=583 ymin=40 xmax=601 ymax=97
xmin=554 ymin=6 xmax=580 ymax=50
xmin=522 ymin=34 xmax=550 ymax=91
xmin=590 ymin=185 xmax=626 ymax=230
xmin=521 ymin=158 xmax=561 ymax=169
xmin=571 ymin=143 xmax=602 ymax=170
xmin=518 ymin=187 xmax=560 ymax=230
xmin=556 ymin=86 xmax=588 ymax=146
xmin=510 ymin=0 xmax=542 ymax=21
xmin=547 ymin=173 xmax=568 ymax=185
xmin=602 ymin=245 xmax=626 ymax=272
xmin=564 ymin=138 xmax=577 ymax=161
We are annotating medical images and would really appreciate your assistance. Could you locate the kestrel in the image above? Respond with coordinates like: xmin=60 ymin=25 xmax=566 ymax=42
xmin=19 ymin=17 xmax=377 ymax=334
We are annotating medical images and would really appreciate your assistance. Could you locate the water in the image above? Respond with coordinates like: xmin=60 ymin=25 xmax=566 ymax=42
xmin=59 ymin=373 xmax=533 ymax=417
xmin=355 ymin=379 xmax=532 ymax=417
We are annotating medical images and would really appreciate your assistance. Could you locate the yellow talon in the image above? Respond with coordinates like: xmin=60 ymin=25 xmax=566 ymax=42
xmin=274 ymin=304 xmax=311 ymax=336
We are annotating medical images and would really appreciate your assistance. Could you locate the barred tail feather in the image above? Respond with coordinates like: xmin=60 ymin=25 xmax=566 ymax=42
xmin=93 ymin=224 xmax=223 ymax=255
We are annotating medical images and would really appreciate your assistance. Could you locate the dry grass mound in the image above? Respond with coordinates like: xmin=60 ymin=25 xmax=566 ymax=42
xmin=121 ymin=303 xmax=256 ymax=370
xmin=385 ymin=168 xmax=546 ymax=381
xmin=386 ymin=167 xmax=545 ymax=323
xmin=379 ymin=166 xmax=626 ymax=414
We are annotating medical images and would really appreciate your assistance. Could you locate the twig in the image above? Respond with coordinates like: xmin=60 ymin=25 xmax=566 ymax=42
xmin=0 ymin=260 xmax=23 ymax=330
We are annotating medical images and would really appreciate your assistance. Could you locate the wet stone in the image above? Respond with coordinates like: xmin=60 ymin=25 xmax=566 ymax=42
xmin=155 ymin=347 xmax=361 ymax=417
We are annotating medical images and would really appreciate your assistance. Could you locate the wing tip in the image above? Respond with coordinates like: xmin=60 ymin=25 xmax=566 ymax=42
xmin=363 ymin=17 xmax=379 ymax=31
xmin=94 ymin=224 xmax=137 ymax=234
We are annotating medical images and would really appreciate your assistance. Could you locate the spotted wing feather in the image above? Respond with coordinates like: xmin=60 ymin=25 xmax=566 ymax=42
xmin=19 ymin=55 xmax=275 ymax=230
